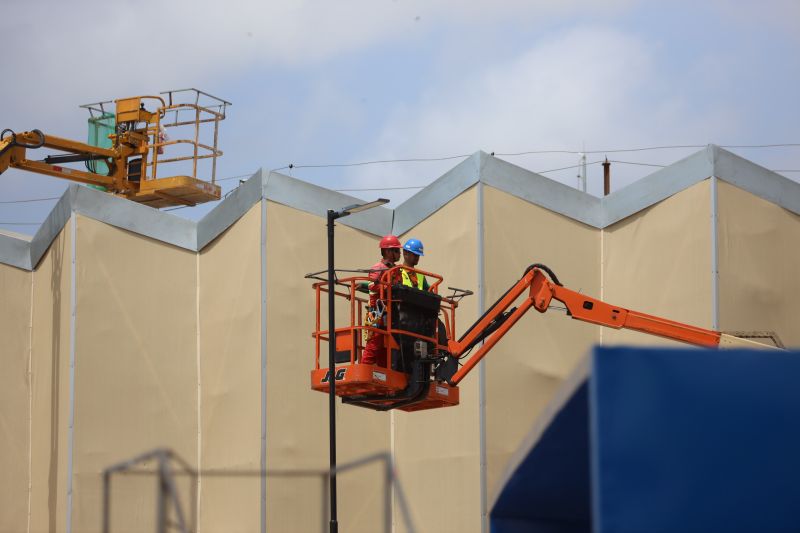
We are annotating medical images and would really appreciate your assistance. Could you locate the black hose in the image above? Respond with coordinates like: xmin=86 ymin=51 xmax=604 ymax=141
xmin=525 ymin=263 xmax=562 ymax=286
xmin=17 ymin=129 xmax=45 ymax=149
xmin=457 ymin=263 xmax=563 ymax=344
xmin=1 ymin=128 xmax=45 ymax=150
xmin=0 ymin=129 xmax=16 ymax=158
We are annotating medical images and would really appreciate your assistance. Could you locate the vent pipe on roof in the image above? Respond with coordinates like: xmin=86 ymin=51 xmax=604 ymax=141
xmin=602 ymin=158 xmax=611 ymax=196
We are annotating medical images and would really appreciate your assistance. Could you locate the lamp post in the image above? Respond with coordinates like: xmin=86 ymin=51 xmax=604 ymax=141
xmin=327 ymin=198 xmax=389 ymax=533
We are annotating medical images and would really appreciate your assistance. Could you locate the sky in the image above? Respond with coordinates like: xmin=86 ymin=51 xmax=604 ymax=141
xmin=1 ymin=0 xmax=799 ymax=235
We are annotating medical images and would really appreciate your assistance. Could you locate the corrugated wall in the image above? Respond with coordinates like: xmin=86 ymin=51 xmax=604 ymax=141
xmin=0 ymin=261 xmax=32 ymax=533
xmin=265 ymin=200 xmax=390 ymax=532
xmin=30 ymin=224 xmax=72 ymax=533
xmin=73 ymin=216 xmax=199 ymax=532
xmin=198 ymin=203 xmax=262 ymax=531
xmin=602 ymin=180 xmax=714 ymax=345
xmin=717 ymin=181 xmax=800 ymax=348
xmin=482 ymin=185 xmax=600 ymax=504
xmin=396 ymin=187 xmax=482 ymax=533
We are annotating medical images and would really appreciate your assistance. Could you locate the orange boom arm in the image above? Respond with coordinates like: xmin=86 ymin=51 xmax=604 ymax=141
xmin=445 ymin=265 xmax=721 ymax=385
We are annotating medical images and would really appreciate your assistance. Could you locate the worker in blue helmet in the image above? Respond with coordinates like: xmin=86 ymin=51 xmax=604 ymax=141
xmin=400 ymin=238 xmax=429 ymax=291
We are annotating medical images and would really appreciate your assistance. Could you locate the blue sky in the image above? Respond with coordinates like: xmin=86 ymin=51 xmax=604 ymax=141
xmin=1 ymin=0 xmax=798 ymax=235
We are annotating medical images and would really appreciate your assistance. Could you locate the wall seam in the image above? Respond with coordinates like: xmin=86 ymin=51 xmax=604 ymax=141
xmin=65 ymin=212 xmax=77 ymax=533
xmin=26 ymin=270 xmax=34 ymax=533
xmin=195 ymin=249 xmax=203 ymax=532
xmin=711 ymin=176 xmax=719 ymax=330
xmin=390 ymin=411 xmax=396 ymax=532
xmin=477 ymin=181 xmax=487 ymax=532
xmin=599 ymin=228 xmax=604 ymax=345
xmin=260 ymin=197 xmax=268 ymax=533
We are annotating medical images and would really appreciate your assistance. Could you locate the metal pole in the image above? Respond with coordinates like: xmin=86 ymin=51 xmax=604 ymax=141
xmin=157 ymin=459 xmax=168 ymax=533
xmin=102 ymin=471 xmax=111 ymax=533
xmin=327 ymin=210 xmax=339 ymax=533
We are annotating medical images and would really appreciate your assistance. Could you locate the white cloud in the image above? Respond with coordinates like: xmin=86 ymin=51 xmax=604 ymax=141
xmin=0 ymin=1 xmax=634 ymax=117
xmin=346 ymin=26 xmax=742 ymax=199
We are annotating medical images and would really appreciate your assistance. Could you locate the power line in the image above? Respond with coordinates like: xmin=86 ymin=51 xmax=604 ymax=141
xmin=0 ymin=196 xmax=60 ymax=204
xmin=609 ymin=160 xmax=666 ymax=168
xmin=495 ymin=143 xmax=800 ymax=157
xmin=0 ymin=222 xmax=40 ymax=225
xmin=216 ymin=173 xmax=256 ymax=182
xmin=495 ymin=145 xmax=706 ymax=156
xmin=335 ymin=185 xmax=425 ymax=192
xmin=289 ymin=154 xmax=472 ymax=170
xmin=720 ymin=143 xmax=800 ymax=149
xmin=537 ymin=160 xmax=603 ymax=174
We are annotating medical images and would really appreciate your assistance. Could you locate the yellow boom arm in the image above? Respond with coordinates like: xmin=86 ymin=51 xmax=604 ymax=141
xmin=1 ymin=89 xmax=229 ymax=209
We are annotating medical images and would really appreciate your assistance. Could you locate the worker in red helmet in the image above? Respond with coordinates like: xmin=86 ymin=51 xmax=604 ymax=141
xmin=361 ymin=235 xmax=402 ymax=366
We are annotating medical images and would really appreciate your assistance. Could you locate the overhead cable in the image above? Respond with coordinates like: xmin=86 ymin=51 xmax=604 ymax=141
xmin=289 ymin=154 xmax=472 ymax=170
xmin=0 ymin=196 xmax=61 ymax=204
xmin=335 ymin=185 xmax=425 ymax=192
xmin=609 ymin=160 xmax=666 ymax=168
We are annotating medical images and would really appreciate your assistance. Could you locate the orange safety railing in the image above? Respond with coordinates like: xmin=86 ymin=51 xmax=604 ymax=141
xmin=310 ymin=266 xmax=459 ymax=371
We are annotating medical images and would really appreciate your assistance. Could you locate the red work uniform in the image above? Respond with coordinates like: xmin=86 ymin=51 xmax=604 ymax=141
xmin=361 ymin=259 xmax=401 ymax=366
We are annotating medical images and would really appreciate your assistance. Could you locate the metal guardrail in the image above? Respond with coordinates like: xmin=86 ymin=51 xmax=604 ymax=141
xmin=102 ymin=448 xmax=416 ymax=533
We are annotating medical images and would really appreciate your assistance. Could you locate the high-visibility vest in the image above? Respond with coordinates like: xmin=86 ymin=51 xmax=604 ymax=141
xmin=401 ymin=268 xmax=425 ymax=290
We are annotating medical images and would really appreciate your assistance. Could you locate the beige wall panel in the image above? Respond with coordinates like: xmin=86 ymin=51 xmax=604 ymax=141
xmin=603 ymin=180 xmax=713 ymax=346
xmin=72 ymin=216 xmax=198 ymax=532
xmin=482 ymin=185 xmax=600 ymax=503
xmin=396 ymin=187 xmax=481 ymax=533
xmin=0 ymin=263 xmax=32 ymax=533
xmin=198 ymin=204 xmax=262 ymax=532
xmin=29 ymin=223 xmax=72 ymax=533
xmin=266 ymin=201 xmax=391 ymax=532
xmin=717 ymin=181 xmax=800 ymax=348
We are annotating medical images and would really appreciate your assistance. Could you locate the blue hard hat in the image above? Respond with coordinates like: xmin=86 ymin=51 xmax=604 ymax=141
xmin=403 ymin=238 xmax=424 ymax=256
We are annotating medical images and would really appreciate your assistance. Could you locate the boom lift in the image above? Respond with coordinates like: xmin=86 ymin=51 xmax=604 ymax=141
xmin=0 ymin=88 xmax=230 ymax=208
xmin=308 ymin=264 xmax=775 ymax=412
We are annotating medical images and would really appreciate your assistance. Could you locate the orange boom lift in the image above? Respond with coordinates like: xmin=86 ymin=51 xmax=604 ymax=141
xmin=0 ymin=88 xmax=230 ymax=208
xmin=309 ymin=263 xmax=772 ymax=412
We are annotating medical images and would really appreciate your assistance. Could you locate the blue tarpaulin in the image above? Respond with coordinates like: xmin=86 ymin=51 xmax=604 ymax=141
xmin=490 ymin=346 xmax=800 ymax=533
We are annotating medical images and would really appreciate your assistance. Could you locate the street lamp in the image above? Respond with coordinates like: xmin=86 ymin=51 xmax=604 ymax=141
xmin=327 ymin=198 xmax=389 ymax=533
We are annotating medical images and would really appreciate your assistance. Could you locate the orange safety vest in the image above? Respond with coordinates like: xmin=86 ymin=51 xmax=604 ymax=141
xmin=401 ymin=268 xmax=425 ymax=290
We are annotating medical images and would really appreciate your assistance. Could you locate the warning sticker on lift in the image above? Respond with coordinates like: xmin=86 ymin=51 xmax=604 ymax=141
xmin=372 ymin=371 xmax=387 ymax=382
xmin=435 ymin=386 xmax=449 ymax=396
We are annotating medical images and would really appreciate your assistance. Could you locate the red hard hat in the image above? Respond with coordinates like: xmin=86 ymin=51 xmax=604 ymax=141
xmin=379 ymin=235 xmax=402 ymax=249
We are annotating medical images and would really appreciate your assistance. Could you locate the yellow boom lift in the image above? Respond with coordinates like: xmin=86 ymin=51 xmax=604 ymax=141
xmin=0 ymin=88 xmax=230 ymax=208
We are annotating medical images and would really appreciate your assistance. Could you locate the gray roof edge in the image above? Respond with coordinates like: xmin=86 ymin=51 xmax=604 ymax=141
xmin=391 ymin=153 xmax=481 ymax=235
xmin=0 ymin=232 xmax=33 ymax=270
xmin=263 ymin=170 xmax=393 ymax=236
xmin=601 ymin=146 xmax=715 ymax=227
xmin=479 ymin=155 xmax=602 ymax=227
xmin=197 ymin=169 xmax=263 ymax=249
xmin=28 ymin=186 xmax=74 ymax=269
xmin=2 ymin=146 xmax=799 ymax=270
xmin=73 ymin=186 xmax=197 ymax=251
xmin=713 ymin=147 xmax=800 ymax=216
